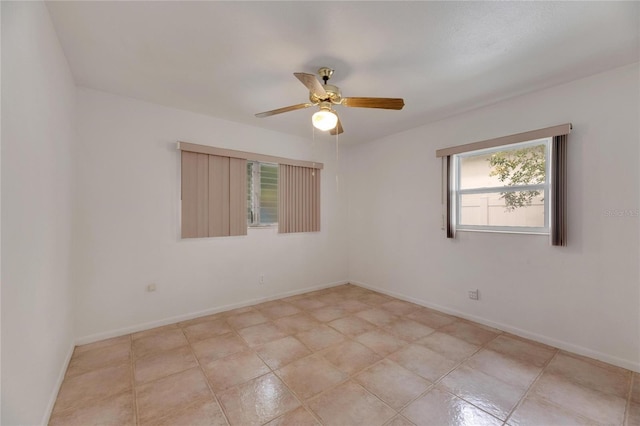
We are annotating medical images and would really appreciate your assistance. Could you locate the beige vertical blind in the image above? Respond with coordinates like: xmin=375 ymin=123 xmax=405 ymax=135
xmin=278 ymin=164 xmax=320 ymax=233
xmin=229 ymin=158 xmax=247 ymax=236
xmin=181 ymin=152 xmax=203 ymax=238
xmin=207 ymin=155 xmax=229 ymax=237
xmin=181 ymin=151 xmax=247 ymax=238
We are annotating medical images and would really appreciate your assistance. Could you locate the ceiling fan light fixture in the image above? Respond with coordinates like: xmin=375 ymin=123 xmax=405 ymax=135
xmin=312 ymin=108 xmax=338 ymax=131
xmin=254 ymin=67 xmax=404 ymax=136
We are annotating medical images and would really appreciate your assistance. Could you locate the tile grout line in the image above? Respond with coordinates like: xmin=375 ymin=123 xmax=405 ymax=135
xmin=245 ymin=315 xmax=324 ymax=426
xmin=295 ymin=299 xmax=392 ymax=421
xmin=355 ymin=329 xmax=456 ymax=414
xmin=49 ymin=347 xmax=132 ymax=421
xmin=320 ymin=307 xmax=416 ymax=421
xmin=502 ymin=347 xmax=560 ymax=425
xmin=306 ymin=312 xmax=500 ymax=424
xmin=223 ymin=307 xmax=328 ymax=425
xmin=255 ymin=301 xmax=411 ymax=424
xmin=134 ymin=325 xmax=233 ymax=425
xmin=60 ymin=285 xmax=635 ymax=426
xmin=181 ymin=325 xmax=234 ymax=426
xmin=57 ymin=303 xmax=369 ymax=425
xmin=129 ymin=333 xmax=139 ymax=426
xmin=507 ymin=348 xmax=632 ymax=425
xmin=274 ymin=310 xmax=383 ymax=425
xmin=269 ymin=304 xmax=377 ymax=411
xmin=389 ymin=329 xmax=506 ymax=422
xmin=349 ymin=285 xmax=635 ymax=425
xmin=298 ymin=347 xmax=399 ymax=424
xmin=354 ymin=309 xmax=499 ymax=420
xmin=624 ymin=373 xmax=634 ymax=426
xmin=202 ymin=316 xmax=256 ymax=426
xmin=64 ymin=291 xmax=375 ymax=422
xmin=350 ymin=352 xmax=419 ymax=419
xmin=298 ymin=303 xmax=417 ymax=417
xmin=193 ymin=309 xmax=307 ymax=425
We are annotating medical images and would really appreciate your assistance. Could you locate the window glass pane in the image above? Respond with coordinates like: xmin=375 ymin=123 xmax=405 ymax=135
xmin=459 ymin=190 xmax=545 ymax=228
xmin=259 ymin=163 xmax=278 ymax=224
xmin=459 ymin=153 xmax=498 ymax=189
xmin=460 ymin=143 xmax=547 ymax=190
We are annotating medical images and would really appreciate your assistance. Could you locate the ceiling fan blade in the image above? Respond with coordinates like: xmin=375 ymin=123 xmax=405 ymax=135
xmin=330 ymin=116 xmax=344 ymax=135
xmin=342 ymin=97 xmax=405 ymax=110
xmin=255 ymin=103 xmax=313 ymax=118
xmin=294 ymin=72 xmax=327 ymax=98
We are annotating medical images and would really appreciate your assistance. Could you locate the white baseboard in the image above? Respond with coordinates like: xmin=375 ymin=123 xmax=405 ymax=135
xmin=42 ymin=343 xmax=75 ymax=425
xmin=350 ymin=280 xmax=640 ymax=373
xmin=75 ymin=280 xmax=349 ymax=346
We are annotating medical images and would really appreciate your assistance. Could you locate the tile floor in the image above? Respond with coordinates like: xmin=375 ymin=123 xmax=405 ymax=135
xmin=50 ymin=284 xmax=639 ymax=425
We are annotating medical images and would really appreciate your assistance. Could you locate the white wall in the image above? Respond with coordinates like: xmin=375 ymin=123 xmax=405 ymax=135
xmin=74 ymin=88 xmax=349 ymax=341
xmin=1 ymin=2 xmax=77 ymax=424
xmin=346 ymin=63 xmax=640 ymax=371
xmin=0 ymin=1 xmax=3 ymax=422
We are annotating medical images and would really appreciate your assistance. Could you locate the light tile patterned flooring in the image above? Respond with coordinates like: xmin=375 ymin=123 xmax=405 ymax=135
xmin=50 ymin=284 xmax=639 ymax=425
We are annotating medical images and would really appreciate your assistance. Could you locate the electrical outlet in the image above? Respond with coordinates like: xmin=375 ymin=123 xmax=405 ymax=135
xmin=147 ymin=283 xmax=157 ymax=292
xmin=468 ymin=289 xmax=479 ymax=300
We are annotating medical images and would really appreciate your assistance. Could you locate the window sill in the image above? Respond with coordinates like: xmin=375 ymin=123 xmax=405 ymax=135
xmin=455 ymin=228 xmax=549 ymax=236
xmin=248 ymin=224 xmax=278 ymax=230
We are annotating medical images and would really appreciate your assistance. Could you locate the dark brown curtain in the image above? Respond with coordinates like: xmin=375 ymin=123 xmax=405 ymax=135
xmin=551 ymin=134 xmax=568 ymax=246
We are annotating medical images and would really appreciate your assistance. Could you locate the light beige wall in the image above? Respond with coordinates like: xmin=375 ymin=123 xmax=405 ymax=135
xmin=346 ymin=63 xmax=640 ymax=371
xmin=73 ymin=88 xmax=349 ymax=342
xmin=1 ymin=2 xmax=77 ymax=424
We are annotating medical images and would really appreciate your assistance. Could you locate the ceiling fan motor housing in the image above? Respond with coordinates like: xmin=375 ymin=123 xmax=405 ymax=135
xmin=310 ymin=84 xmax=342 ymax=104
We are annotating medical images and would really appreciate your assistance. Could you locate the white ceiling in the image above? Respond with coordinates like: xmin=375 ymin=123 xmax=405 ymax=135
xmin=47 ymin=1 xmax=639 ymax=144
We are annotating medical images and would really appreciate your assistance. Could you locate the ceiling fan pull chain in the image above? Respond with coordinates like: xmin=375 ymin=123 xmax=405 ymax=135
xmin=335 ymin=131 xmax=340 ymax=193
xmin=311 ymin=123 xmax=316 ymax=177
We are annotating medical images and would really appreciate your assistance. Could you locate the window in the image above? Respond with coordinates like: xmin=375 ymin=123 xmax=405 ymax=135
xmin=178 ymin=142 xmax=322 ymax=238
xmin=436 ymin=124 xmax=569 ymax=244
xmin=453 ymin=138 xmax=550 ymax=234
xmin=247 ymin=161 xmax=278 ymax=226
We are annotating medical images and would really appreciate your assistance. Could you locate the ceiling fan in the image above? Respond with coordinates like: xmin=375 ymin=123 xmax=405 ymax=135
xmin=255 ymin=67 xmax=405 ymax=135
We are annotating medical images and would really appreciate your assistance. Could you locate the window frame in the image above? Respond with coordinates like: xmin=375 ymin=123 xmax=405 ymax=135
xmin=452 ymin=138 xmax=551 ymax=235
xmin=247 ymin=160 xmax=278 ymax=228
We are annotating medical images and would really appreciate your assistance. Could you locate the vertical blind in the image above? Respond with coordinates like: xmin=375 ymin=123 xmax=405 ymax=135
xmin=181 ymin=151 xmax=247 ymax=238
xmin=278 ymin=164 xmax=321 ymax=233
xmin=436 ymin=124 xmax=571 ymax=246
